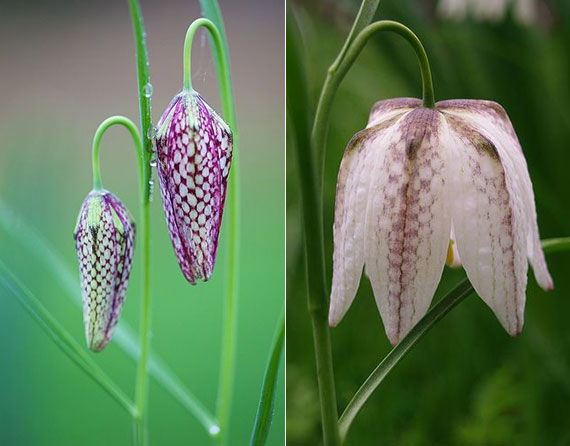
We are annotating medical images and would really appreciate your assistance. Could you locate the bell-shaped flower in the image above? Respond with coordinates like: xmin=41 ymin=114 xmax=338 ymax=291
xmin=74 ymin=190 xmax=136 ymax=352
xmin=329 ymin=98 xmax=553 ymax=345
xmin=155 ymin=90 xmax=232 ymax=284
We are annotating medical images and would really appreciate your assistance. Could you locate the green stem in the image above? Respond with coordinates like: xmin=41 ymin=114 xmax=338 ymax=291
xmin=337 ymin=237 xmax=570 ymax=442
xmin=338 ymin=279 xmax=473 ymax=442
xmin=90 ymin=114 xmax=150 ymax=444
xmin=540 ymin=237 xmax=570 ymax=254
xmin=0 ymin=261 xmax=136 ymax=417
xmin=186 ymin=5 xmax=239 ymax=443
xmin=313 ymin=20 xmax=434 ymax=173
xmin=329 ymin=0 xmax=381 ymax=74
xmin=126 ymin=1 xmax=153 ymax=443
xmin=134 ymin=200 xmax=151 ymax=444
xmin=286 ymin=11 xmax=341 ymax=446
xmin=91 ymin=116 xmax=145 ymax=198
xmin=183 ymin=18 xmax=230 ymax=100
xmin=0 ymin=200 xmax=218 ymax=434
xmin=249 ymin=310 xmax=285 ymax=446
xmin=301 ymin=20 xmax=433 ymax=444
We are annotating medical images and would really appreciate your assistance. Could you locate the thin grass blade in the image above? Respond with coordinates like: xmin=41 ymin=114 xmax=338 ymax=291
xmin=0 ymin=201 xmax=218 ymax=432
xmin=249 ymin=310 xmax=285 ymax=446
xmin=0 ymin=261 xmax=136 ymax=416
xmin=338 ymin=237 xmax=570 ymax=442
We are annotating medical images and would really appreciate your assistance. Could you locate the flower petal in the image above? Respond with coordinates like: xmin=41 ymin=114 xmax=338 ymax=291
xmin=442 ymin=108 xmax=528 ymax=335
xmin=329 ymin=100 xmax=417 ymax=327
xmin=439 ymin=100 xmax=553 ymax=291
xmin=104 ymin=193 xmax=136 ymax=345
xmin=363 ymin=108 xmax=450 ymax=345
xmin=157 ymin=95 xmax=197 ymax=283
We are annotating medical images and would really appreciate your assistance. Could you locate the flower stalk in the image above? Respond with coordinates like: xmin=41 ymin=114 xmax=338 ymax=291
xmin=338 ymin=236 xmax=563 ymax=442
xmin=182 ymin=10 xmax=239 ymax=443
xmin=127 ymin=0 xmax=153 ymax=443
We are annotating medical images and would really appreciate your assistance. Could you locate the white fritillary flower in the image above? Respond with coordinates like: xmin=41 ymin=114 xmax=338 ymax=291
xmin=438 ymin=0 xmax=537 ymax=25
xmin=329 ymin=98 xmax=553 ymax=346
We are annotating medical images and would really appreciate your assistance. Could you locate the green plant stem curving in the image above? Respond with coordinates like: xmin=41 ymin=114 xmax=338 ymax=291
xmin=313 ymin=20 xmax=434 ymax=172
xmin=301 ymin=10 xmax=439 ymax=444
xmin=0 ymin=261 xmax=136 ymax=417
xmin=249 ymin=309 xmax=285 ymax=446
xmin=337 ymin=238 xmax=570 ymax=443
xmin=183 ymin=18 xmax=230 ymax=99
xmin=126 ymin=0 xmax=153 ymax=443
xmin=91 ymin=116 xmax=145 ymax=196
xmin=186 ymin=5 xmax=240 ymax=443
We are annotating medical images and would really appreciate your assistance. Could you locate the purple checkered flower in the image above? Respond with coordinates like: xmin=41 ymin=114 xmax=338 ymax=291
xmin=74 ymin=190 xmax=135 ymax=352
xmin=329 ymin=98 xmax=553 ymax=345
xmin=155 ymin=90 xmax=233 ymax=284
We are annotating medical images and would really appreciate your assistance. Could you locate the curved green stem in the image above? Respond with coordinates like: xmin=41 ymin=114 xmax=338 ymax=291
xmin=337 ymin=237 xmax=570 ymax=443
xmin=313 ymin=20 xmax=434 ymax=173
xmin=191 ymin=4 xmax=239 ymax=444
xmin=91 ymin=116 xmax=145 ymax=199
xmin=249 ymin=310 xmax=285 ymax=446
xmin=90 ymin=113 xmax=150 ymax=444
xmin=183 ymin=18 xmax=231 ymax=100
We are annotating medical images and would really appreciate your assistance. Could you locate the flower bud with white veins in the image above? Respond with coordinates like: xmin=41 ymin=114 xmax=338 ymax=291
xmin=155 ymin=90 xmax=233 ymax=284
xmin=74 ymin=190 xmax=136 ymax=352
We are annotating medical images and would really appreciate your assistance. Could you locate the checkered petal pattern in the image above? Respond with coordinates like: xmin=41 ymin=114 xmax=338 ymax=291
xmin=156 ymin=90 xmax=233 ymax=284
xmin=74 ymin=190 xmax=136 ymax=352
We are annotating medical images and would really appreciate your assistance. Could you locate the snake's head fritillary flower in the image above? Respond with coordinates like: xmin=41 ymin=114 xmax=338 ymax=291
xmin=74 ymin=190 xmax=135 ymax=352
xmin=155 ymin=90 xmax=232 ymax=284
xmin=330 ymin=98 xmax=553 ymax=345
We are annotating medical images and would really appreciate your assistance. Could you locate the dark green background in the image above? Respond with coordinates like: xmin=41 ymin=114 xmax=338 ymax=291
xmin=0 ymin=0 xmax=284 ymax=444
xmin=287 ymin=1 xmax=570 ymax=445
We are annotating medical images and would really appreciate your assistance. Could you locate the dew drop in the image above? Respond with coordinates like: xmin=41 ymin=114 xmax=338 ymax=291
xmin=144 ymin=82 xmax=153 ymax=98
xmin=209 ymin=425 xmax=220 ymax=436
xmin=148 ymin=179 xmax=155 ymax=202
xmin=147 ymin=125 xmax=157 ymax=140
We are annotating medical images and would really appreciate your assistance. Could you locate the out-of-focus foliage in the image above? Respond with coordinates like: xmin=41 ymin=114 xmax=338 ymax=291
xmin=287 ymin=0 xmax=570 ymax=444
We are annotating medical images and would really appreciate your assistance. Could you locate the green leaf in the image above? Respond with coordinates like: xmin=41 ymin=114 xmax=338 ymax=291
xmin=338 ymin=237 xmax=570 ymax=443
xmin=250 ymin=310 xmax=285 ymax=446
xmin=0 ymin=200 xmax=218 ymax=433
xmin=0 ymin=261 xmax=136 ymax=417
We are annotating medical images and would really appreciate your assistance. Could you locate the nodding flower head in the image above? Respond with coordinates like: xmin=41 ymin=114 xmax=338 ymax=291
xmin=155 ymin=90 xmax=233 ymax=284
xmin=74 ymin=190 xmax=135 ymax=352
xmin=329 ymin=98 xmax=553 ymax=345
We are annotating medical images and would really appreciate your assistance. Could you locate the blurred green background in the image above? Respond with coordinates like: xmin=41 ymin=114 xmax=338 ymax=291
xmin=0 ymin=0 xmax=284 ymax=444
xmin=287 ymin=0 xmax=570 ymax=445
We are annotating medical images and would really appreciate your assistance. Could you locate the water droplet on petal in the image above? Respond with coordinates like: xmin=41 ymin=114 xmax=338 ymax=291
xmin=148 ymin=179 xmax=155 ymax=201
xmin=147 ymin=125 xmax=157 ymax=140
xmin=144 ymin=82 xmax=153 ymax=98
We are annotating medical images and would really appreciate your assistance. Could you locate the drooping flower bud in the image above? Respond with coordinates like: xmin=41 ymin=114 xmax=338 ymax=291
xmin=155 ymin=90 xmax=233 ymax=284
xmin=330 ymin=98 xmax=553 ymax=345
xmin=74 ymin=190 xmax=135 ymax=352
